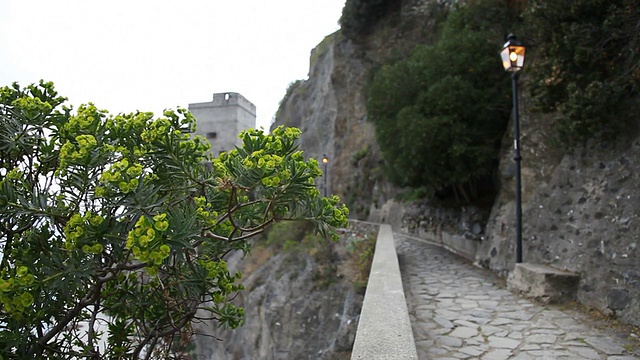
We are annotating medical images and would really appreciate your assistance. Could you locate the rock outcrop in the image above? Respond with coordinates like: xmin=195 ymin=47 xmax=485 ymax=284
xmin=193 ymin=222 xmax=378 ymax=359
xmin=275 ymin=2 xmax=442 ymax=219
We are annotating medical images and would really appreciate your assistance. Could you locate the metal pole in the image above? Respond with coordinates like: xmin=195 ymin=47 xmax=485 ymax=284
xmin=512 ymin=72 xmax=523 ymax=263
xmin=323 ymin=163 xmax=328 ymax=197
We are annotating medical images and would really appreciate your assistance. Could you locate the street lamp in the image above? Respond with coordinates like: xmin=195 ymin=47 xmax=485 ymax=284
xmin=500 ymin=33 xmax=526 ymax=264
xmin=321 ymin=154 xmax=329 ymax=197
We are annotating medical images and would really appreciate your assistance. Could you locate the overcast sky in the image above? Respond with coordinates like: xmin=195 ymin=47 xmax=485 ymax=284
xmin=0 ymin=0 xmax=345 ymax=130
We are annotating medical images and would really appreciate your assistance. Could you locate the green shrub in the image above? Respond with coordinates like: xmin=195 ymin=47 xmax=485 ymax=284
xmin=265 ymin=221 xmax=315 ymax=250
xmin=525 ymin=0 xmax=640 ymax=145
xmin=339 ymin=0 xmax=399 ymax=38
xmin=353 ymin=234 xmax=376 ymax=292
xmin=366 ymin=0 xmax=515 ymax=204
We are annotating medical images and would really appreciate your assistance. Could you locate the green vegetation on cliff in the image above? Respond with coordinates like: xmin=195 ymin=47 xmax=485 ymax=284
xmin=339 ymin=0 xmax=399 ymax=38
xmin=526 ymin=0 xmax=639 ymax=145
xmin=366 ymin=0 xmax=515 ymax=204
xmin=359 ymin=0 xmax=638 ymax=203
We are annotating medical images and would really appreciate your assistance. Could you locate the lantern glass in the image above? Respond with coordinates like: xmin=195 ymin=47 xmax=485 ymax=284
xmin=500 ymin=35 xmax=526 ymax=72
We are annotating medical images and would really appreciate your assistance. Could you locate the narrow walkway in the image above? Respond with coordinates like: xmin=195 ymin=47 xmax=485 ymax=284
xmin=396 ymin=233 xmax=640 ymax=360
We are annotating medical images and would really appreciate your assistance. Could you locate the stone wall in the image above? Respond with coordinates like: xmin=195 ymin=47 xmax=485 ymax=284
xmin=396 ymin=94 xmax=640 ymax=326
xmin=476 ymin=88 xmax=640 ymax=326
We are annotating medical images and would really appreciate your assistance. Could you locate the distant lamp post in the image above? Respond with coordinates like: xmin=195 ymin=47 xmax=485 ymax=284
xmin=500 ymin=33 xmax=526 ymax=264
xmin=321 ymin=154 xmax=329 ymax=197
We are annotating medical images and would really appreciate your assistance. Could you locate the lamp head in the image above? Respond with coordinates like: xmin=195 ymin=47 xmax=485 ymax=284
xmin=500 ymin=33 xmax=526 ymax=72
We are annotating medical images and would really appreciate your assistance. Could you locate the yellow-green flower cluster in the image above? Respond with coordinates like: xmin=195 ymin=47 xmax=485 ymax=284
xmin=63 ymin=212 xmax=104 ymax=251
xmin=11 ymin=96 xmax=52 ymax=119
xmin=322 ymin=195 xmax=350 ymax=232
xmin=197 ymin=258 xmax=244 ymax=303
xmin=238 ymin=127 xmax=301 ymax=154
xmin=65 ymin=103 xmax=106 ymax=134
xmin=305 ymin=158 xmax=323 ymax=177
xmin=98 ymin=158 xmax=144 ymax=194
xmin=6 ymin=167 xmax=22 ymax=180
xmin=241 ymin=150 xmax=293 ymax=188
xmin=125 ymin=112 xmax=154 ymax=132
xmin=58 ymin=134 xmax=98 ymax=168
xmin=135 ymin=112 xmax=209 ymax=164
xmin=161 ymin=108 xmax=197 ymax=132
xmin=306 ymin=180 xmax=321 ymax=198
xmin=140 ymin=117 xmax=171 ymax=143
xmin=126 ymin=214 xmax=171 ymax=272
xmin=0 ymin=266 xmax=35 ymax=318
xmin=198 ymin=258 xmax=224 ymax=280
xmin=194 ymin=196 xmax=219 ymax=227
xmin=212 ymin=154 xmax=231 ymax=178
xmin=194 ymin=196 xmax=235 ymax=236
xmin=270 ymin=125 xmax=301 ymax=141
xmin=178 ymin=135 xmax=211 ymax=156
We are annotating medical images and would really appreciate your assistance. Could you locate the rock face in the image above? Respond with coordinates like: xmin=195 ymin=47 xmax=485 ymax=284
xmin=194 ymin=250 xmax=359 ymax=360
xmin=476 ymin=92 xmax=640 ymax=326
xmin=274 ymin=2 xmax=442 ymax=218
xmin=192 ymin=222 xmax=378 ymax=359
xmin=272 ymin=0 xmax=640 ymax=326
xmin=276 ymin=32 xmax=384 ymax=219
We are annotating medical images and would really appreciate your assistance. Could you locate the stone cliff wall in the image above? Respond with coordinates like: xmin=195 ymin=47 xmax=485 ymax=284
xmin=273 ymin=0 xmax=639 ymax=326
xmin=477 ymin=99 xmax=640 ymax=325
xmin=194 ymin=250 xmax=360 ymax=360
xmin=273 ymin=1 xmax=443 ymax=218
xmin=192 ymin=222 xmax=378 ymax=359
xmin=276 ymin=32 xmax=385 ymax=218
xmin=397 ymin=90 xmax=640 ymax=326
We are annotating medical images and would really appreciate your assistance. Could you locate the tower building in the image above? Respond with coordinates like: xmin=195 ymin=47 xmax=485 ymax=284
xmin=188 ymin=92 xmax=256 ymax=156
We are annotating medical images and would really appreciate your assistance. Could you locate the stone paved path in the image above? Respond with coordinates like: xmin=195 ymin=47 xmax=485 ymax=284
xmin=396 ymin=233 xmax=640 ymax=360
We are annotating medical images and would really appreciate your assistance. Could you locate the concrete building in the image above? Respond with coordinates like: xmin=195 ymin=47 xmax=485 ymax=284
xmin=188 ymin=92 xmax=256 ymax=156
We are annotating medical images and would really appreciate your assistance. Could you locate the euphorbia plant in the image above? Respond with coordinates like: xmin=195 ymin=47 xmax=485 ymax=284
xmin=0 ymin=81 xmax=348 ymax=359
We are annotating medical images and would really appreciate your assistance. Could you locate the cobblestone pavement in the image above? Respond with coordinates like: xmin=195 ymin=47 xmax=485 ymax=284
xmin=396 ymin=233 xmax=640 ymax=360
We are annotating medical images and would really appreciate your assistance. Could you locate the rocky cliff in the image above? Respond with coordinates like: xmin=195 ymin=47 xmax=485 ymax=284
xmin=272 ymin=0 xmax=639 ymax=327
xmin=193 ymin=222 xmax=377 ymax=359
xmin=275 ymin=1 xmax=444 ymax=218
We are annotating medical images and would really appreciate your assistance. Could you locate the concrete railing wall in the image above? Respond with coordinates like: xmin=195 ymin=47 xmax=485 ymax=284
xmin=351 ymin=224 xmax=417 ymax=359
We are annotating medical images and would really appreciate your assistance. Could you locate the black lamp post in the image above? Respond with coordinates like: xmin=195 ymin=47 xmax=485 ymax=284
xmin=500 ymin=33 xmax=526 ymax=264
xmin=321 ymin=154 xmax=329 ymax=197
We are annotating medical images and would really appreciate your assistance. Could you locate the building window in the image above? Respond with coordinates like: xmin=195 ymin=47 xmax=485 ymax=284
xmin=206 ymin=132 xmax=217 ymax=139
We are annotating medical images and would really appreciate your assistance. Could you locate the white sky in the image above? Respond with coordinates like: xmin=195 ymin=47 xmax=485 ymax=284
xmin=0 ymin=0 xmax=345 ymax=130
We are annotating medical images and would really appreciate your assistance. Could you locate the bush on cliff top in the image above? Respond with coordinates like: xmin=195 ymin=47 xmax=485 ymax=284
xmin=339 ymin=0 xmax=400 ymax=38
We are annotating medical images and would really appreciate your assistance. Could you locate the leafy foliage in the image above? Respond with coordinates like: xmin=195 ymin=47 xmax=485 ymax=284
xmin=366 ymin=0 xmax=514 ymax=203
xmin=339 ymin=0 xmax=399 ymax=38
xmin=525 ymin=0 xmax=640 ymax=144
xmin=347 ymin=231 xmax=376 ymax=293
xmin=265 ymin=220 xmax=315 ymax=250
xmin=0 ymin=81 xmax=348 ymax=359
